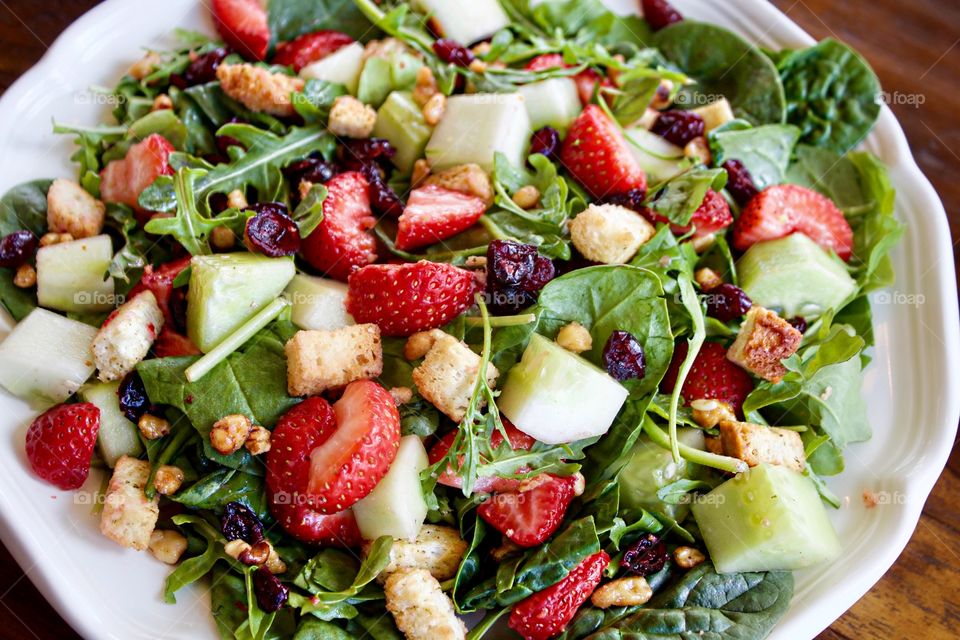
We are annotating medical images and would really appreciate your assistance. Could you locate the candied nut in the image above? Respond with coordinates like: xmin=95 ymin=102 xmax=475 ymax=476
xmin=151 ymin=94 xmax=174 ymax=111
xmin=404 ymin=330 xmax=441 ymax=361
xmin=224 ymin=539 xmax=251 ymax=560
xmin=245 ymin=425 xmax=272 ymax=456
xmin=138 ymin=414 xmax=171 ymax=440
xmin=227 ymin=189 xmax=248 ymax=210
xmin=265 ymin=546 xmax=287 ymax=574
xmin=210 ymin=226 xmax=236 ymax=250
xmin=463 ymin=255 xmax=487 ymax=269
xmin=39 ymin=232 xmax=74 ymax=247
xmin=471 ymin=42 xmax=492 ymax=57
xmin=556 ymin=322 xmax=593 ymax=354
xmin=690 ymin=398 xmax=736 ymax=429
xmin=13 ymin=264 xmax=36 ymax=288
xmin=422 ymin=92 xmax=447 ymax=126
xmin=129 ymin=52 xmax=162 ymax=80
xmin=412 ymin=66 xmax=438 ymax=107
xmin=412 ymin=159 xmax=431 ymax=187
xmin=674 ymin=546 xmax=706 ymax=569
xmin=240 ymin=540 xmax=271 ymax=566
xmin=389 ymin=386 xmax=414 ymax=405
xmin=298 ymin=180 xmax=315 ymax=201
xmin=149 ymin=530 xmax=188 ymax=565
xmin=468 ymin=59 xmax=488 ymax=74
xmin=684 ymin=136 xmax=711 ymax=165
xmin=690 ymin=232 xmax=716 ymax=253
xmin=650 ymin=79 xmax=675 ymax=110
xmin=694 ymin=267 xmax=723 ymax=291
xmin=591 ymin=576 xmax=653 ymax=608
xmin=210 ymin=414 xmax=253 ymax=455
xmin=153 ymin=465 xmax=184 ymax=496
xmin=511 ymin=185 xmax=541 ymax=210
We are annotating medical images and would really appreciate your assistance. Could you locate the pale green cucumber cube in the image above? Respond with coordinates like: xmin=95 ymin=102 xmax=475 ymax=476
xmin=625 ymin=127 xmax=689 ymax=183
xmin=619 ymin=429 xmax=705 ymax=520
xmin=425 ymin=93 xmax=531 ymax=172
xmin=79 ymin=381 xmax=143 ymax=467
xmin=518 ymin=77 xmax=581 ymax=132
xmin=299 ymin=42 xmax=365 ymax=95
xmin=413 ymin=0 xmax=510 ymax=47
xmin=36 ymin=234 xmax=115 ymax=313
xmin=285 ymin=274 xmax=354 ymax=331
xmin=353 ymin=435 xmax=429 ymax=541
xmin=374 ymin=91 xmax=433 ymax=174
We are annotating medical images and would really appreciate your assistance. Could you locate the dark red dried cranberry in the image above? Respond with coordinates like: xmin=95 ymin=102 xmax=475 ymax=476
xmin=603 ymin=330 xmax=647 ymax=381
xmin=117 ymin=371 xmax=150 ymax=423
xmin=788 ymin=316 xmax=808 ymax=334
xmin=721 ymin=159 xmax=760 ymax=206
xmin=433 ymin=39 xmax=475 ymax=67
xmin=221 ymin=502 xmax=265 ymax=544
xmin=486 ymin=240 xmax=555 ymax=313
xmin=706 ymin=283 xmax=753 ymax=323
xmin=169 ymin=285 xmax=189 ymax=333
xmin=622 ymin=533 xmax=668 ymax=576
xmin=182 ymin=48 xmax=230 ymax=86
xmin=527 ymin=255 xmax=556 ymax=292
xmin=0 ymin=231 xmax=37 ymax=268
xmin=642 ymin=0 xmax=684 ymax=31
xmin=284 ymin=157 xmax=338 ymax=185
xmin=209 ymin=192 xmax=230 ymax=214
xmin=529 ymin=127 xmax=561 ymax=161
xmin=361 ymin=164 xmax=405 ymax=217
xmin=252 ymin=567 xmax=289 ymax=613
xmin=338 ymin=138 xmax=396 ymax=172
xmin=602 ymin=187 xmax=647 ymax=213
xmin=244 ymin=204 xmax=301 ymax=257
xmin=652 ymin=110 xmax=705 ymax=147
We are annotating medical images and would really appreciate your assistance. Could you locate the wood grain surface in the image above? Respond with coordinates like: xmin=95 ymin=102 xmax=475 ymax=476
xmin=0 ymin=1 xmax=957 ymax=638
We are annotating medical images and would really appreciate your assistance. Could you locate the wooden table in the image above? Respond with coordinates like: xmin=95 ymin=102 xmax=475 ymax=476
xmin=0 ymin=1 xmax=957 ymax=638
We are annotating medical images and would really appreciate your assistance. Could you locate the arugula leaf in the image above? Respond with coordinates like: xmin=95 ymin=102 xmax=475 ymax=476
xmin=268 ymin=0 xmax=376 ymax=42
xmin=293 ymin=80 xmax=348 ymax=125
xmin=293 ymin=183 xmax=327 ymax=238
xmin=291 ymin=537 xmax=392 ymax=620
xmin=105 ymin=203 xmax=154 ymax=283
xmin=709 ymin=123 xmax=801 ymax=189
xmin=165 ymin=514 xmax=227 ymax=604
xmin=648 ymin=167 xmax=727 ymax=227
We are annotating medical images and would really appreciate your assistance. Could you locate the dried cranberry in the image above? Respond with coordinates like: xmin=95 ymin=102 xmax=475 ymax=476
xmin=721 ymin=159 xmax=760 ymax=206
xmin=169 ymin=286 xmax=189 ymax=334
xmin=642 ymin=0 xmax=684 ymax=31
xmin=706 ymin=283 xmax=753 ymax=323
xmin=362 ymin=165 xmax=405 ymax=217
xmin=209 ymin=192 xmax=230 ymax=214
xmin=651 ymin=110 xmax=705 ymax=147
xmin=789 ymin=316 xmax=808 ymax=334
xmin=117 ymin=371 xmax=150 ymax=423
xmin=0 ymin=231 xmax=37 ymax=269
xmin=221 ymin=502 xmax=265 ymax=544
xmin=284 ymin=157 xmax=338 ymax=185
xmin=529 ymin=127 xmax=561 ymax=161
xmin=602 ymin=187 xmax=647 ymax=213
xmin=252 ymin=567 xmax=289 ymax=613
xmin=602 ymin=330 xmax=647 ymax=381
xmin=182 ymin=48 xmax=230 ymax=86
xmin=486 ymin=240 xmax=555 ymax=314
xmin=244 ymin=204 xmax=301 ymax=257
xmin=622 ymin=533 xmax=668 ymax=576
xmin=433 ymin=39 xmax=475 ymax=67
xmin=338 ymin=138 xmax=396 ymax=172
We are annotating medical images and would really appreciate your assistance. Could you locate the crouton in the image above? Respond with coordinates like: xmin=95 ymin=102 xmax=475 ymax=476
xmin=674 ymin=546 xmax=706 ymax=569
xmin=689 ymin=398 xmax=736 ymax=429
xmin=591 ymin=576 xmax=653 ymax=609
xmin=423 ymin=164 xmax=494 ymax=206
xmin=385 ymin=569 xmax=466 ymax=640
xmin=412 ymin=331 xmax=498 ymax=422
xmin=726 ymin=306 xmax=803 ymax=382
xmin=216 ymin=63 xmax=305 ymax=117
xmin=369 ymin=525 xmax=468 ymax=581
xmin=704 ymin=435 xmax=724 ymax=455
xmin=718 ymin=420 xmax=805 ymax=472
xmin=92 ymin=291 xmax=164 ymax=382
xmin=149 ymin=530 xmax=188 ymax=564
xmin=100 ymin=456 xmax=159 ymax=551
xmin=569 ymin=203 xmax=655 ymax=264
xmin=46 ymin=178 xmax=105 ymax=239
xmin=556 ymin=322 xmax=592 ymax=354
xmin=285 ymin=324 xmax=383 ymax=396
xmin=328 ymin=95 xmax=377 ymax=139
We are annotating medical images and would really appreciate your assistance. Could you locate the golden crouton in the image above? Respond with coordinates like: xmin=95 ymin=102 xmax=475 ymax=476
xmin=92 ymin=291 xmax=164 ymax=382
xmin=423 ymin=164 xmax=494 ymax=206
xmin=285 ymin=324 xmax=383 ymax=396
xmin=718 ymin=420 xmax=805 ymax=472
xmin=591 ymin=576 xmax=653 ymax=609
xmin=100 ymin=456 xmax=159 ymax=551
xmin=216 ymin=63 xmax=305 ymax=117
xmin=328 ymin=96 xmax=377 ymax=139
xmin=385 ymin=569 xmax=466 ymax=640
xmin=726 ymin=307 xmax=803 ymax=382
xmin=369 ymin=525 xmax=468 ymax=582
xmin=46 ymin=178 xmax=105 ymax=239
xmin=689 ymin=398 xmax=736 ymax=429
xmin=412 ymin=331 xmax=498 ymax=422
xmin=704 ymin=435 xmax=724 ymax=455
xmin=149 ymin=530 xmax=188 ymax=565
xmin=569 ymin=203 xmax=655 ymax=264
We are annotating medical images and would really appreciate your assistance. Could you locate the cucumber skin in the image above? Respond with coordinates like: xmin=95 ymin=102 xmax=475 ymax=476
xmin=79 ymin=381 xmax=143 ymax=468
xmin=352 ymin=435 xmax=428 ymax=541
xmin=619 ymin=429 xmax=704 ymax=520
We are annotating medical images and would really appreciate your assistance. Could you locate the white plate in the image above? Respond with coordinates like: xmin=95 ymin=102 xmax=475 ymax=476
xmin=0 ymin=1 xmax=956 ymax=638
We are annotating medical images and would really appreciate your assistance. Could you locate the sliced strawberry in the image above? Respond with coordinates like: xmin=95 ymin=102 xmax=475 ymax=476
xmin=732 ymin=184 xmax=854 ymax=261
xmin=659 ymin=341 xmax=754 ymax=417
xmin=211 ymin=0 xmax=270 ymax=61
xmin=306 ymin=380 xmax=401 ymax=514
xmin=25 ymin=403 xmax=100 ymax=490
xmin=346 ymin=261 xmax=478 ymax=336
xmin=429 ymin=420 xmax=536 ymax=493
xmin=508 ymin=550 xmax=610 ymax=640
xmin=301 ymin=171 xmax=377 ymax=282
xmin=153 ymin=328 xmax=201 ymax=357
xmin=266 ymin=397 xmax=336 ymax=500
xmin=478 ymin=473 xmax=584 ymax=547
xmin=524 ymin=54 xmax=566 ymax=72
xmin=560 ymin=105 xmax=647 ymax=200
xmin=100 ymin=134 xmax=175 ymax=213
xmin=523 ymin=55 xmax=612 ymax=105
xmin=268 ymin=499 xmax=362 ymax=548
xmin=395 ymin=185 xmax=487 ymax=251
xmin=646 ymin=189 xmax=733 ymax=238
xmin=273 ymin=31 xmax=355 ymax=72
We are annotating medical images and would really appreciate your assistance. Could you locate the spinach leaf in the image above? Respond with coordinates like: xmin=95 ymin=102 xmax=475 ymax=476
xmin=0 ymin=179 xmax=50 ymax=236
xmin=268 ymin=0 xmax=376 ymax=42
xmin=105 ymin=203 xmax=153 ymax=283
xmin=648 ymin=167 xmax=727 ymax=227
xmin=292 ymin=537 xmax=392 ymax=620
xmin=165 ymin=515 xmax=227 ymax=604
xmin=293 ymin=183 xmax=328 ymax=238
xmin=293 ymin=619 xmax=354 ymax=640
xmin=777 ymin=39 xmax=881 ymax=154
xmin=0 ymin=272 xmax=37 ymax=321
xmin=211 ymin=565 xmax=248 ymax=639
xmin=293 ymin=80 xmax=348 ymax=125
xmin=172 ymin=468 xmax=268 ymax=518
xmin=654 ymin=22 xmax=786 ymax=125
xmin=708 ymin=124 xmax=801 ymax=189
xmin=452 ymin=511 xmax=489 ymax=612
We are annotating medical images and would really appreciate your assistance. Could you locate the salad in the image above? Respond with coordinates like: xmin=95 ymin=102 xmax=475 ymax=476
xmin=0 ymin=0 xmax=904 ymax=638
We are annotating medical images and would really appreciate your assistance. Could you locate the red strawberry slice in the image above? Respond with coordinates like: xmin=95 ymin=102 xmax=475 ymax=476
xmin=478 ymin=473 xmax=584 ymax=547
xmin=346 ymin=260 xmax=478 ymax=336
xmin=211 ymin=0 xmax=270 ymax=61
xmin=524 ymin=55 xmax=613 ymax=105
xmin=508 ymin=550 xmax=610 ymax=640
xmin=273 ymin=31 xmax=355 ymax=72
xmin=395 ymin=185 xmax=487 ymax=251
xmin=153 ymin=328 xmax=201 ymax=357
xmin=268 ymin=499 xmax=362 ymax=548
xmin=100 ymin=134 xmax=175 ymax=213
xmin=301 ymin=171 xmax=377 ymax=282
xmin=25 ymin=403 xmax=100 ymax=490
xmin=732 ymin=184 xmax=854 ymax=261
xmin=560 ymin=105 xmax=647 ymax=200
xmin=305 ymin=380 xmax=401 ymax=514
xmin=659 ymin=341 xmax=754 ymax=417
xmin=429 ymin=420 xmax=536 ymax=493
xmin=645 ymin=189 xmax=733 ymax=239
xmin=524 ymin=54 xmax=566 ymax=72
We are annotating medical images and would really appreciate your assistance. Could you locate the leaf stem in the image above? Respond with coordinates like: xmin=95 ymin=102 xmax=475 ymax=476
xmin=668 ymin=274 xmax=705 ymax=463
xmin=464 ymin=313 xmax=536 ymax=327
xmin=643 ymin=418 xmax=747 ymax=474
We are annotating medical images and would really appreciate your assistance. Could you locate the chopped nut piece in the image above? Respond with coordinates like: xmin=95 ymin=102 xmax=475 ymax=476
xmin=423 ymin=164 xmax=494 ymax=206
xmin=690 ymin=232 xmax=716 ymax=254
xmin=471 ymin=42 xmax=492 ymax=57
xmin=138 ymin=414 xmax=171 ymax=440
xmin=650 ymin=79 xmax=674 ymax=110
xmin=151 ymin=94 xmax=174 ymax=111
xmin=265 ymin=546 xmax=287 ymax=574
xmin=412 ymin=159 xmax=432 ymax=186
xmin=684 ymin=136 xmax=711 ymax=164
xmin=422 ymin=92 xmax=447 ymax=126
xmin=412 ymin=66 xmax=438 ymax=107
xmin=674 ymin=546 xmax=706 ymax=569
xmin=689 ymin=398 xmax=736 ymax=429
xmin=210 ymin=414 xmax=254 ymax=455
xmin=13 ymin=264 xmax=36 ymax=288
xmin=556 ymin=322 xmax=593 ymax=354
xmin=210 ymin=225 xmax=236 ymax=250
xmin=226 ymin=189 xmax=248 ymax=210
xmin=153 ymin=465 xmax=184 ymax=496
xmin=511 ymin=185 xmax=541 ymax=210
xmin=224 ymin=539 xmax=251 ymax=560
xmin=389 ymin=386 xmax=414 ymax=405
xmin=240 ymin=540 xmax=271 ymax=566
xmin=149 ymin=530 xmax=188 ymax=565
xmin=468 ymin=59 xmax=488 ymax=74
xmin=245 ymin=425 xmax=272 ymax=456
xmin=129 ymin=52 xmax=162 ymax=80
xmin=298 ymin=180 xmax=315 ymax=201
xmin=40 ymin=232 xmax=73 ymax=247
xmin=463 ymin=255 xmax=487 ymax=269
xmin=694 ymin=267 xmax=723 ymax=291
xmin=727 ymin=306 xmax=803 ymax=382
xmin=591 ymin=576 xmax=653 ymax=608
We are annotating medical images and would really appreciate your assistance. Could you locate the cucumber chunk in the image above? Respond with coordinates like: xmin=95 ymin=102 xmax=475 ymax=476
xmin=692 ymin=464 xmax=842 ymax=573
xmin=425 ymin=94 xmax=531 ymax=172
xmin=413 ymin=0 xmax=510 ymax=48
xmin=518 ymin=78 xmax=582 ymax=132
xmin=352 ymin=435 xmax=429 ymax=541
xmin=186 ymin=253 xmax=295 ymax=353
xmin=299 ymin=42 xmax=365 ymax=94
xmin=285 ymin=274 xmax=354 ymax=331
xmin=625 ymin=127 xmax=689 ymax=183
xmin=0 ymin=308 xmax=97 ymax=405
xmin=737 ymin=233 xmax=857 ymax=319
xmin=79 ymin=381 xmax=143 ymax=467
xmin=36 ymin=234 xmax=115 ymax=313
xmin=374 ymin=91 xmax=433 ymax=174
xmin=619 ymin=428 xmax=705 ymax=520
xmin=499 ymin=334 xmax=628 ymax=445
